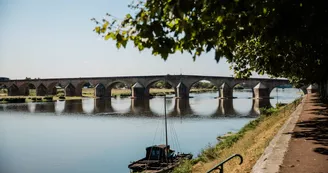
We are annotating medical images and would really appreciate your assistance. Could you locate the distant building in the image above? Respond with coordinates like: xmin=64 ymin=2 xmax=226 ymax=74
xmin=0 ymin=77 xmax=9 ymax=81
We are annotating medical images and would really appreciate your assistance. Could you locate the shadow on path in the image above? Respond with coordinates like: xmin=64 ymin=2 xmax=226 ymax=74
xmin=288 ymin=96 xmax=328 ymax=155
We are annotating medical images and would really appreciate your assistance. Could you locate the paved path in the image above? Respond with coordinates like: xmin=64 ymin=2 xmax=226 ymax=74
xmin=279 ymin=93 xmax=328 ymax=173
xmin=252 ymin=93 xmax=328 ymax=173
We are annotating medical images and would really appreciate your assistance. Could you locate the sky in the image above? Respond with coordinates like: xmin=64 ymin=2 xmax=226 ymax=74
xmin=0 ymin=0 xmax=265 ymax=80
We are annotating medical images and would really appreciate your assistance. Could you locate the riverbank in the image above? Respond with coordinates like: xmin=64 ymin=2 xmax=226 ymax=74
xmin=173 ymin=98 xmax=302 ymax=173
xmin=83 ymin=88 xmax=216 ymax=97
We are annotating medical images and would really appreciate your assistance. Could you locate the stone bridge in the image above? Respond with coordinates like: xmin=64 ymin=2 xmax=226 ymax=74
xmin=0 ymin=75 xmax=305 ymax=99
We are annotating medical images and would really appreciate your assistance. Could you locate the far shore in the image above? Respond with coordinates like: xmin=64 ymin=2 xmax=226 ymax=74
xmin=0 ymin=88 xmax=217 ymax=103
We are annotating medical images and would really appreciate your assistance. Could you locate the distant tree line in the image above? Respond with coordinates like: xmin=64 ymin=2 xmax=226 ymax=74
xmin=152 ymin=81 xmax=172 ymax=89
xmin=191 ymin=82 xmax=217 ymax=89
xmin=151 ymin=81 xmax=216 ymax=89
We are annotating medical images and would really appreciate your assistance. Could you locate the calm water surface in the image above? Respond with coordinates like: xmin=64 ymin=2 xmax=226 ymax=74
xmin=0 ymin=89 xmax=302 ymax=173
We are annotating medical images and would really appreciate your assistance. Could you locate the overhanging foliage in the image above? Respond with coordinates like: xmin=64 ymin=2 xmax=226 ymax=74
xmin=92 ymin=0 xmax=328 ymax=84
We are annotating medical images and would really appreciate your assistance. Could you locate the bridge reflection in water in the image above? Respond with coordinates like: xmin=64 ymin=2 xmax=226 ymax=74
xmin=0 ymin=97 xmax=272 ymax=117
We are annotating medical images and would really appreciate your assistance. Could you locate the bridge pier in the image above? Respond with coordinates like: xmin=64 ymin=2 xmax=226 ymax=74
xmin=37 ymin=84 xmax=47 ymax=96
xmin=95 ymin=84 xmax=109 ymax=97
xmin=253 ymin=83 xmax=271 ymax=99
xmin=219 ymin=83 xmax=233 ymax=99
xmin=47 ymin=86 xmax=57 ymax=96
xmin=19 ymin=86 xmax=31 ymax=96
xmin=307 ymin=84 xmax=318 ymax=93
xmin=7 ymin=85 xmax=19 ymax=96
xmin=176 ymin=82 xmax=189 ymax=98
xmin=131 ymin=82 xmax=147 ymax=99
xmin=65 ymin=84 xmax=76 ymax=97
xmin=217 ymin=98 xmax=234 ymax=115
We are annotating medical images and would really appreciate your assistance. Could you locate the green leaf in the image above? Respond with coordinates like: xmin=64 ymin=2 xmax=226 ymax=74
xmin=103 ymin=21 xmax=109 ymax=29
xmin=263 ymin=8 xmax=267 ymax=14
xmin=206 ymin=44 xmax=213 ymax=52
xmin=215 ymin=48 xmax=222 ymax=63
xmin=104 ymin=33 xmax=111 ymax=40
xmin=95 ymin=26 xmax=101 ymax=34
xmin=121 ymin=38 xmax=128 ymax=48
xmin=116 ymin=42 xmax=122 ymax=49
xmin=216 ymin=16 xmax=224 ymax=23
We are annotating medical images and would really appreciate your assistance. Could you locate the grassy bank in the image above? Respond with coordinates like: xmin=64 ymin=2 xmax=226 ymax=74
xmin=173 ymin=98 xmax=302 ymax=173
xmin=0 ymin=96 xmax=54 ymax=103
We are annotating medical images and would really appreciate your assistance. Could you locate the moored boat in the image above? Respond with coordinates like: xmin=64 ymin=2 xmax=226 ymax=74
xmin=128 ymin=96 xmax=192 ymax=172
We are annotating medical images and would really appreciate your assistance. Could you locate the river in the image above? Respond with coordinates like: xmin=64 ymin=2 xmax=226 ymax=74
xmin=0 ymin=89 xmax=302 ymax=173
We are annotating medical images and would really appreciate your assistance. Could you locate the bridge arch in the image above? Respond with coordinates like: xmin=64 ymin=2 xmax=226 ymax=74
xmin=187 ymin=78 xmax=218 ymax=89
xmin=106 ymin=80 xmax=131 ymax=98
xmin=145 ymin=78 xmax=175 ymax=89
xmin=76 ymin=81 xmax=94 ymax=97
xmin=269 ymin=85 xmax=305 ymax=106
xmin=47 ymin=82 xmax=63 ymax=96
xmin=188 ymin=79 xmax=218 ymax=97
xmin=0 ymin=84 xmax=7 ymax=96
xmin=231 ymin=82 xmax=254 ymax=99
xmin=145 ymin=79 xmax=175 ymax=97
xmin=19 ymin=83 xmax=36 ymax=96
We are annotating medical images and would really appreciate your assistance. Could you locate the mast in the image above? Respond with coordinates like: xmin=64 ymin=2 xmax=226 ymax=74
xmin=164 ymin=94 xmax=168 ymax=163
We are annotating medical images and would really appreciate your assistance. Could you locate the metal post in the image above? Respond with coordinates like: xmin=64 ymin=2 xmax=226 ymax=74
xmin=164 ymin=95 xmax=168 ymax=164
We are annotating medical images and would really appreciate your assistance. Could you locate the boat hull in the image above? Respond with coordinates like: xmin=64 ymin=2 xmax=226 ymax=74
xmin=128 ymin=153 xmax=192 ymax=173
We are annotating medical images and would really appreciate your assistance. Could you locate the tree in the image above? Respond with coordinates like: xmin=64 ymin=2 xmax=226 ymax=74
xmin=152 ymin=81 xmax=172 ymax=89
xmin=92 ymin=0 xmax=328 ymax=86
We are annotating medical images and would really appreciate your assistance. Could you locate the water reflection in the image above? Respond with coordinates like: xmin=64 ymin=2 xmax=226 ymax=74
xmin=250 ymin=99 xmax=272 ymax=115
xmin=27 ymin=102 xmax=36 ymax=113
xmin=35 ymin=103 xmax=55 ymax=113
xmin=170 ymin=99 xmax=193 ymax=116
xmin=216 ymin=99 xmax=235 ymax=116
xmin=111 ymin=97 xmax=130 ymax=113
xmin=94 ymin=99 xmax=113 ymax=113
xmin=0 ymin=96 xmax=275 ymax=117
xmin=55 ymin=101 xmax=65 ymax=114
xmin=64 ymin=100 xmax=83 ymax=113
xmin=149 ymin=97 xmax=175 ymax=115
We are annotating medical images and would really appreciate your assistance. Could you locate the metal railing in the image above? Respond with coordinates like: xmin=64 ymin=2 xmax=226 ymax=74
xmin=206 ymin=154 xmax=243 ymax=173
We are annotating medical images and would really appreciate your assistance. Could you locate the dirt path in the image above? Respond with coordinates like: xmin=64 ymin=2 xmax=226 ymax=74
xmin=279 ymin=93 xmax=328 ymax=173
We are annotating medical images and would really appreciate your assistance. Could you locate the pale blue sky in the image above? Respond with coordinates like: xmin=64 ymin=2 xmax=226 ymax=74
xmin=0 ymin=0 xmax=263 ymax=79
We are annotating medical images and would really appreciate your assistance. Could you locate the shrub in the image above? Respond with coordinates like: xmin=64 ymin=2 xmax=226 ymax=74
xmin=260 ymin=107 xmax=278 ymax=115
xmin=173 ymin=160 xmax=192 ymax=173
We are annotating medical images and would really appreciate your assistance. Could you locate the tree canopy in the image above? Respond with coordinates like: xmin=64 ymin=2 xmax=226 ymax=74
xmin=92 ymin=0 xmax=328 ymax=85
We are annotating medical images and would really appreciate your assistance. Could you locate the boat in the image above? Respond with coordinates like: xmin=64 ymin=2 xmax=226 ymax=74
xmin=128 ymin=95 xmax=193 ymax=173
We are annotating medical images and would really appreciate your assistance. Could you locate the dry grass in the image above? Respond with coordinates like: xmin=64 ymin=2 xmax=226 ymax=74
xmin=193 ymin=113 xmax=288 ymax=172
xmin=52 ymin=96 xmax=83 ymax=100
xmin=111 ymin=88 xmax=131 ymax=96
xmin=174 ymin=100 xmax=300 ymax=173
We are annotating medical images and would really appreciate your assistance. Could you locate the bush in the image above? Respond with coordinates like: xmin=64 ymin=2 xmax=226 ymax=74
xmin=276 ymin=102 xmax=287 ymax=108
xmin=173 ymin=160 xmax=193 ymax=173
xmin=260 ymin=107 xmax=278 ymax=115
xmin=199 ymin=143 xmax=219 ymax=161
